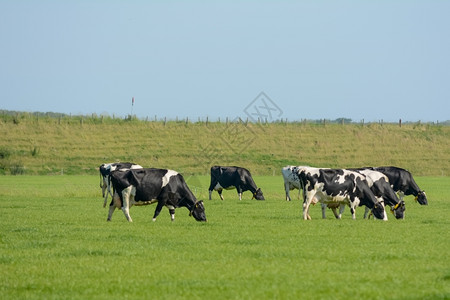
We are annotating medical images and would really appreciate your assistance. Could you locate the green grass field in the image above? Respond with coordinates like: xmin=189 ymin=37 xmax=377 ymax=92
xmin=1 ymin=175 xmax=449 ymax=299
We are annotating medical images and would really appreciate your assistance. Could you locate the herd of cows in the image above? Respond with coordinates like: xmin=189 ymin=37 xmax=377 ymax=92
xmin=99 ymin=163 xmax=428 ymax=222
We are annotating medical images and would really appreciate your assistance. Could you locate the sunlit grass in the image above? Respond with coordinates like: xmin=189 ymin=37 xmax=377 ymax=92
xmin=0 ymin=175 xmax=449 ymax=299
xmin=1 ymin=117 xmax=449 ymax=176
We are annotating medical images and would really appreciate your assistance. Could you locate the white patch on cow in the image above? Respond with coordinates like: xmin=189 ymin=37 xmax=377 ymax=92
xmin=213 ymin=182 xmax=235 ymax=191
xmin=213 ymin=182 xmax=223 ymax=190
xmin=306 ymin=167 xmax=320 ymax=178
xmin=336 ymin=174 xmax=346 ymax=184
xmin=162 ymin=170 xmax=178 ymax=188
xmin=358 ymin=169 xmax=387 ymax=184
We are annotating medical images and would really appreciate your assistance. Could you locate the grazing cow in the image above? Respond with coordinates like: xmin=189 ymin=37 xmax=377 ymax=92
xmin=282 ymin=166 xmax=303 ymax=201
xmin=372 ymin=166 xmax=428 ymax=205
xmin=351 ymin=169 xmax=406 ymax=220
xmin=108 ymin=168 xmax=206 ymax=222
xmin=295 ymin=166 xmax=385 ymax=220
xmin=99 ymin=162 xmax=142 ymax=207
xmin=282 ymin=165 xmax=345 ymax=218
xmin=208 ymin=166 xmax=264 ymax=201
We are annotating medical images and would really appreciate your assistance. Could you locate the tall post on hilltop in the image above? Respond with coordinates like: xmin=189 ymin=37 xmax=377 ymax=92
xmin=131 ymin=97 xmax=135 ymax=118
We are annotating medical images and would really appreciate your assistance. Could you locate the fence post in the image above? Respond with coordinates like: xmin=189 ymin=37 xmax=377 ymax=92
xmin=399 ymin=119 xmax=402 ymax=128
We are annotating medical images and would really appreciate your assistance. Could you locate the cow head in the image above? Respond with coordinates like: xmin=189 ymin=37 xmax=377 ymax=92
xmin=371 ymin=201 xmax=386 ymax=220
xmin=415 ymin=191 xmax=428 ymax=205
xmin=190 ymin=201 xmax=207 ymax=222
xmin=391 ymin=200 xmax=406 ymax=219
xmin=252 ymin=188 xmax=265 ymax=200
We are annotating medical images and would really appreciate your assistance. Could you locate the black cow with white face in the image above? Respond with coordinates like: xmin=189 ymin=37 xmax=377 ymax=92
xmin=208 ymin=166 xmax=264 ymax=201
xmin=108 ymin=168 xmax=206 ymax=222
xmin=296 ymin=166 xmax=385 ymax=220
xmin=99 ymin=162 xmax=142 ymax=207
xmin=372 ymin=166 xmax=428 ymax=205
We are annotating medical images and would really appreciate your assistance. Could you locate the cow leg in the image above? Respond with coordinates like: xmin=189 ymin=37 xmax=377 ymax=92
xmin=284 ymin=182 xmax=292 ymax=201
xmin=107 ymin=192 xmax=121 ymax=221
xmin=107 ymin=202 xmax=115 ymax=221
xmin=103 ymin=193 xmax=109 ymax=208
xmin=332 ymin=206 xmax=341 ymax=219
xmin=237 ymin=187 xmax=243 ymax=201
xmin=303 ymin=193 xmax=314 ymax=220
xmin=350 ymin=204 xmax=357 ymax=220
xmin=167 ymin=206 xmax=175 ymax=221
xmin=338 ymin=204 xmax=346 ymax=219
xmin=381 ymin=201 xmax=388 ymax=221
xmin=101 ymin=178 xmax=108 ymax=207
xmin=121 ymin=186 xmax=133 ymax=222
xmin=364 ymin=206 xmax=370 ymax=219
xmin=208 ymin=190 xmax=213 ymax=200
xmin=321 ymin=203 xmax=327 ymax=219
xmin=101 ymin=181 xmax=107 ymax=198
xmin=217 ymin=189 xmax=224 ymax=201
xmin=152 ymin=201 xmax=165 ymax=222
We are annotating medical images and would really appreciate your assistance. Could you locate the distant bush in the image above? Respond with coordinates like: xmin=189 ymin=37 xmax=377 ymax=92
xmin=10 ymin=162 xmax=25 ymax=175
xmin=30 ymin=146 xmax=40 ymax=157
xmin=0 ymin=147 xmax=11 ymax=159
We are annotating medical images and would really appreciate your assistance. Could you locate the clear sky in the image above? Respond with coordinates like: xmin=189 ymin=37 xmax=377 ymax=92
xmin=1 ymin=1 xmax=449 ymax=122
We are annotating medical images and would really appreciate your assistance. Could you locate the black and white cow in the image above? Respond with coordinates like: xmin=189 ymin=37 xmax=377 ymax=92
xmin=283 ymin=166 xmax=404 ymax=220
xmin=351 ymin=168 xmax=406 ymax=220
xmin=108 ymin=168 xmax=206 ymax=222
xmin=283 ymin=165 xmax=345 ymax=219
xmin=372 ymin=166 xmax=428 ymax=205
xmin=99 ymin=162 xmax=142 ymax=207
xmin=294 ymin=166 xmax=385 ymax=220
xmin=282 ymin=166 xmax=303 ymax=202
xmin=208 ymin=166 xmax=264 ymax=201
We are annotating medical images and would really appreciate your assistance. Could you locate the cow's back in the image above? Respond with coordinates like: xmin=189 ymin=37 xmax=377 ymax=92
xmin=374 ymin=166 xmax=414 ymax=191
xmin=111 ymin=168 xmax=167 ymax=200
xmin=319 ymin=169 xmax=356 ymax=195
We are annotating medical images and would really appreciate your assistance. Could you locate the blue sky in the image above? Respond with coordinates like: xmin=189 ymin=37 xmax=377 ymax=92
xmin=1 ymin=1 xmax=449 ymax=122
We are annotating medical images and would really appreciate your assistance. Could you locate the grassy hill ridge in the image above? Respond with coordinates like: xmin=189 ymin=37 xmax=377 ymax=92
xmin=1 ymin=115 xmax=449 ymax=176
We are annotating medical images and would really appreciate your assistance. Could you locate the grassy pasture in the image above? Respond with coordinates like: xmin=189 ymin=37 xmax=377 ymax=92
xmin=0 ymin=175 xmax=449 ymax=299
